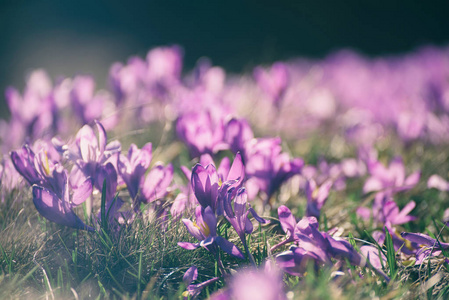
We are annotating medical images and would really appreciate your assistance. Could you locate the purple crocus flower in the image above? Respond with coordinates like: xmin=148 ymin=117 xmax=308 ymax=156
xmin=245 ymin=137 xmax=303 ymax=202
xmin=360 ymin=245 xmax=387 ymax=272
xmin=357 ymin=194 xmax=416 ymax=230
xmin=274 ymin=206 xmax=386 ymax=279
xmin=223 ymin=188 xmax=267 ymax=262
xmin=401 ymin=232 xmax=449 ymax=264
xmin=274 ymin=210 xmax=333 ymax=273
xmin=363 ymin=157 xmax=420 ymax=195
xmin=146 ymin=45 xmax=183 ymax=85
xmin=11 ymin=143 xmax=91 ymax=198
xmin=10 ymin=144 xmax=41 ymax=186
xmin=270 ymin=205 xmax=298 ymax=251
xmin=95 ymin=162 xmax=127 ymax=227
xmin=117 ymin=142 xmax=173 ymax=212
xmin=32 ymin=164 xmax=93 ymax=231
xmin=271 ymin=205 xmax=325 ymax=252
xmin=305 ymin=179 xmax=333 ymax=219
xmin=182 ymin=266 xmax=219 ymax=299
xmin=223 ymin=117 xmax=254 ymax=158
xmin=2 ymin=70 xmax=57 ymax=151
xmin=176 ymin=110 xmax=228 ymax=158
xmin=254 ymin=62 xmax=289 ymax=107
xmin=190 ymin=163 xmax=220 ymax=211
xmin=70 ymin=76 xmax=110 ymax=125
xmin=178 ymin=205 xmax=244 ymax=259
xmin=54 ymin=121 xmax=121 ymax=191
xmin=141 ymin=162 xmax=174 ymax=203
xmin=191 ymin=152 xmax=245 ymax=214
xmin=117 ymin=143 xmax=152 ymax=201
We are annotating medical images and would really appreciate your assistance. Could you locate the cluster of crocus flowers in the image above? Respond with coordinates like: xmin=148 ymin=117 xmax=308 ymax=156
xmin=272 ymin=205 xmax=390 ymax=281
xmin=177 ymin=153 xmax=267 ymax=265
xmin=11 ymin=143 xmax=93 ymax=230
xmin=5 ymin=44 xmax=449 ymax=298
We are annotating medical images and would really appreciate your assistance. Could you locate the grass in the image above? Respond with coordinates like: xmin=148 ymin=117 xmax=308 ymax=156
xmin=2 ymin=129 xmax=449 ymax=299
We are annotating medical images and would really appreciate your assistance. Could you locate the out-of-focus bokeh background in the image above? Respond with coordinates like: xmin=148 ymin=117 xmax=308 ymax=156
xmin=1 ymin=0 xmax=448 ymax=117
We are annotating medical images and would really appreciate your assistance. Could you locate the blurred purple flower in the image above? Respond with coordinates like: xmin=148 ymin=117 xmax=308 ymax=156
xmin=2 ymin=70 xmax=57 ymax=151
xmin=223 ymin=117 xmax=254 ymax=158
xmin=427 ymin=174 xmax=449 ymax=191
xmin=117 ymin=143 xmax=152 ymax=201
xmin=70 ymin=76 xmax=114 ymax=126
xmin=363 ymin=157 xmax=420 ymax=195
xmin=141 ymin=163 xmax=174 ymax=204
xmin=210 ymin=263 xmax=286 ymax=300
xmin=254 ymin=62 xmax=289 ymax=107
xmin=245 ymin=138 xmax=303 ymax=202
xmin=305 ymin=179 xmax=333 ymax=219
xmin=176 ymin=110 xmax=228 ymax=158
xmin=357 ymin=194 xmax=416 ymax=230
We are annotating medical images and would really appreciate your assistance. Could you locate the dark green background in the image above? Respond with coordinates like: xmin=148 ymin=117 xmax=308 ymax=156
xmin=1 ymin=0 xmax=448 ymax=114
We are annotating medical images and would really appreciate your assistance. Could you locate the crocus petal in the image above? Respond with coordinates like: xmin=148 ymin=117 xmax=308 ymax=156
xmin=10 ymin=146 xmax=40 ymax=185
xmin=191 ymin=164 xmax=219 ymax=209
xmin=182 ymin=219 xmax=204 ymax=241
xmin=95 ymin=162 xmax=118 ymax=202
xmin=389 ymin=157 xmax=405 ymax=186
xmin=305 ymin=179 xmax=317 ymax=202
xmin=428 ymin=174 xmax=449 ymax=191
xmin=183 ymin=266 xmax=198 ymax=286
xmin=394 ymin=201 xmax=416 ymax=224
xmin=244 ymin=217 xmax=254 ymax=234
xmin=223 ymin=186 xmax=236 ymax=218
xmin=278 ymin=205 xmax=296 ymax=237
xmin=178 ymin=242 xmax=200 ymax=250
xmin=294 ymin=216 xmax=319 ymax=237
xmin=400 ymin=232 xmax=449 ymax=248
xmin=32 ymin=185 xmax=93 ymax=231
xmin=104 ymin=140 xmax=122 ymax=156
xmin=248 ymin=205 xmax=268 ymax=224
xmin=363 ymin=177 xmax=384 ymax=193
xmin=276 ymin=249 xmax=304 ymax=276
xmin=95 ymin=120 xmax=107 ymax=156
xmin=199 ymin=154 xmax=215 ymax=168
xmin=404 ymin=171 xmax=420 ymax=188
xmin=171 ymin=193 xmax=188 ymax=220
xmin=215 ymin=236 xmax=244 ymax=259
xmin=356 ymin=207 xmax=372 ymax=220
xmin=200 ymin=236 xmax=216 ymax=248
xmin=327 ymin=236 xmax=362 ymax=266
xmin=202 ymin=206 xmax=217 ymax=237
xmin=217 ymin=156 xmax=230 ymax=181
xmin=360 ymin=245 xmax=386 ymax=270
xmin=317 ymin=180 xmax=333 ymax=206
xmin=233 ymin=188 xmax=247 ymax=219
xmin=71 ymin=177 xmax=93 ymax=206
xmin=142 ymin=164 xmax=173 ymax=203
xmin=226 ymin=152 xmax=244 ymax=184
xmin=76 ymin=125 xmax=97 ymax=162
xmin=224 ymin=118 xmax=254 ymax=155
xmin=186 ymin=277 xmax=220 ymax=299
